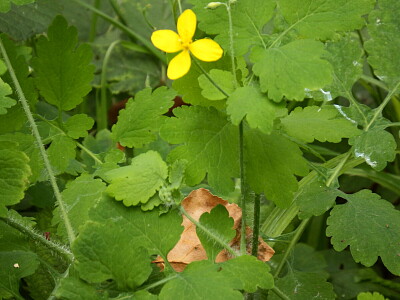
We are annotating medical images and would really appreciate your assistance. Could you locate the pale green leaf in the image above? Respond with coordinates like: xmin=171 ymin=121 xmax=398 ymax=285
xmin=326 ymin=190 xmax=400 ymax=275
xmin=89 ymin=197 xmax=183 ymax=265
xmin=269 ymin=271 xmax=335 ymax=300
xmin=357 ymin=292 xmax=388 ymax=300
xmin=278 ymin=0 xmax=375 ymax=40
xmin=160 ymin=106 xmax=239 ymax=195
xmin=32 ymin=15 xmax=94 ymax=111
xmin=53 ymin=174 xmax=106 ymax=241
xmin=296 ymin=181 xmax=342 ymax=219
xmin=245 ymin=129 xmax=308 ymax=207
xmin=190 ymin=0 xmax=276 ymax=55
xmin=349 ymin=128 xmax=396 ymax=171
xmin=0 ymin=0 xmax=34 ymax=13
xmin=227 ymin=85 xmax=286 ymax=134
xmin=65 ymin=114 xmax=94 ymax=139
xmin=46 ymin=135 xmax=76 ymax=176
xmin=197 ymin=205 xmax=236 ymax=262
xmin=251 ymin=40 xmax=332 ymax=101
xmin=198 ymin=69 xmax=235 ymax=100
xmin=111 ymin=87 xmax=176 ymax=148
xmin=0 ymin=141 xmax=31 ymax=214
xmin=365 ymin=0 xmax=400 ymax=89
xmin=220 ymin=255 xmax=274 ymax=292
xmin=105 ymin=151 xmax=168 ymax=206
xmin=0 ymin=0 xmax=62 ymax=40
xmin=0 ymin=78 xmax=15 ymax=114
xmin=281 ymin=106 xmax=361 ymax=143
xmin=0 ymin=250 xmax=39 ymax=299
xmin=72 ymin=220 xmax=152 ymax=289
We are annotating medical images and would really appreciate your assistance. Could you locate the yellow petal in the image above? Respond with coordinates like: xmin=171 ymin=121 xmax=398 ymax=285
xmin=151 ymin=30 xmax=182 ymax=53
xmin=167 ymin=50 xmax=191 ymax=80
xmin=177 ymin=9 xmax=196 ymax=43
xmin=189 ymin=39 xmax=223 ymax=62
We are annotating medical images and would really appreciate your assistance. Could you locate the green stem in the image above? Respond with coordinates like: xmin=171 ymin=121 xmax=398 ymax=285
xmin=239 ymin=121 xmax=247 ymax=255
xmin=140 ymin=274 xmax=178 ymax=291
xmin=179 ymin=206 xmax=239 ymax=257
xmin=0 ymin=38 xmax=76 ymax=245
xmin=325 ymin=151 xmax=351 ymax=187
xmin=177 ymin=0 xmax=183 ymax=14
xmin=0 ymin=217 xmax=73 ymax=263
xmin=274 ymin=218 xmax=310 ymax=278
xmin=109 ymin=0 xmax=129 ymax=27
xmin=71 ymin=0 xmax=166 ymax=63
xmin=98 ymin=40 xmax=120 ymax=130
xmin=251 ymin=194 xmax=261 ymax=256
xmin=366 ymin=81 xmax=400 ymax=130
xmin=271 ymin=286 xmax=291 ymax=300
xmin=226 ymin=2 xmax=238 ymax=88
xmin=88 ymin=0 xmax=101 ymax=42
xmin=361 ymin=74 xmax=389 ymax=91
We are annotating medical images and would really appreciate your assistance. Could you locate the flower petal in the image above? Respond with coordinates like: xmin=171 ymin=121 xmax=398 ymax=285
xmin=177 ymin=9 xmax=196 ymax=43
xmin=190 ymin=39 xmax=223 ymax=62
xmin=167 ymin=50 xmax=191 ymax=80
xmin=151 ymin=30 xmax=182 ymax=53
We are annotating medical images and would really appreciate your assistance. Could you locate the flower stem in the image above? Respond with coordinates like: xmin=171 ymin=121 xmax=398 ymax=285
xmin=0 ymin=38 xmax=76 ymax=245
xmin=192 ymin=58 xmax=229 ymax=97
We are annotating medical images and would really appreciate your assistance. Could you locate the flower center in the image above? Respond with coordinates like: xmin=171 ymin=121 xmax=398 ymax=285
xmin=180 ymin=38 xmax=192 ymax=50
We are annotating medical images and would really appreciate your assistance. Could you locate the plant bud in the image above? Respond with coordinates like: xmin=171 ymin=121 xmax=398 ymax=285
xmin=205 ymin=2 xmax=224 ymax=9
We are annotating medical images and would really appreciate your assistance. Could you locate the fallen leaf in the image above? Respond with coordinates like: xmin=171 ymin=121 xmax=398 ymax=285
xmin=154 ymin=188 xmax=274 ymax=271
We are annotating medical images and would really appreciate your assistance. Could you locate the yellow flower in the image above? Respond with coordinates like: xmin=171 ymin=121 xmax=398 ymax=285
xmin=151 ymin=9 xmax=223 ymax=80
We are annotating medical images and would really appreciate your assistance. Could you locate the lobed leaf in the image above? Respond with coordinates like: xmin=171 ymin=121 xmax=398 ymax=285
xmin=160 ymin=106 xmax=239 ymax=195
xmin=105 ymin=151 xmax=168 ymax=206
xmin=64 ymin=114 xmax=94 ymax=139
xmin=32 ymin=15 xmax=94 ymax=111
xmin=326 ymin=190 xmax=400 ymax=275
xmin=0 ymin=77 xmax=15 ymax=114
xmin=198 ymin=69 xmax=235 ymax=100
xmin=46 ymin=135 xmax=76 ymax=176
xmin=111 ymin=87 xmax=176 ymax=148
xmin=281 ymin=106 xmax=361 ymax=143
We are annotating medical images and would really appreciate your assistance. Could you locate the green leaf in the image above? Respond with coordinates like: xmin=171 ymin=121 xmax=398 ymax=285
xmin=245 ymin=129 xmax=308 ymax=207
xmin=105 ymin=151 xmax=168 ymax=206
xmin=198 ymin=69 xmax=235 ymax=100
xmin=326 ymin=189 xmax=400 ymax=275
xmin=323 ymin=36 xmax=364 ymax=99
xmin=349 ymin=128 xmax=396 ymax=171
xmin=296 ymin=181 xmax=342 ymax=219
xmin=46 ymin=135 xmax=76 ymax=176
xmin=0 ymin=141 xmax=31 ymax=215
xmin=227 ymin=86 xmax=286 ymax=134
xmin=32 ymin=15 xmax=94 ymax=111
xmin=0 ymin=250 xmax=39 ymax=299
xmin=0 ymin=77 xmax=15 ymax=114
xmin=160 ymin=106 xmax=239 ymax=195
xmin=357 ymin=292 xmax=388 ymax=300
xmin=365 ymin=0 xmax=400 ymax=89
xmin=0 ymin=0 xmax=34 ymax=13
xmin=0 ymin=0 xmax=62 ymax=40
xmin=54 ymin=277 xmax=106 ymax=300
xmin=278 ymin=0 xmax=375 ymax=40
xmin=72 ymin=220 xmax=152 ymax=289
xmin=89 ymin=197 xmax=183 ymax=265
xmin=281 ymin=106 xmax=361 ymax=143
xmin=220 ymin=255 xmax=274 ymax=292
xmin=111 ymin=87 xmax=176 ymax=148
xmin=64 ymin=114 xmax=94 ymax=139
xmin=251 ymin=40 xmax=332 ymax=101
xmin=269 ymin=271 xmax=335 ymax=300
xmin=159 ymin=260 xmax=242 ymax=300
xmin=52 ymin=174 xmax=106 ymax=241
xmin=196 ymin=205 xmax=236 ymax=262
xmin=190 ymin=0 xmax=276 ymax=55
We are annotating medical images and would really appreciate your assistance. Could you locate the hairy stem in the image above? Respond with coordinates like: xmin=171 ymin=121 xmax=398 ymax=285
xmin=271 ymin=286 xmax=291 ymax=300
xmin=0 ymin=217 xmax=73 ymax=263
xmin=179 ymin=206 xmax=239 ymax=257
xmin=251 ymin=194 xmax=261 ymax=256
xmin=0 ymin=38 xmax=76 ymax=245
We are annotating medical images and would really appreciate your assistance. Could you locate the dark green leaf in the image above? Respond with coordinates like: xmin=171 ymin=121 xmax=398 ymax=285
xmin=0 ymin=0 xmax=34 ymax=13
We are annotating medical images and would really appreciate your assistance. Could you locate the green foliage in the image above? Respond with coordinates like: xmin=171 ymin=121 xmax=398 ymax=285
xmin=0 ymin=0 xmax=35 ymax=13
xmin=326 ymin=190 xmax=400 ymax=275
xmin=105 ymin=151 xmax=168 ymax=206
xmin=111 ymin=87 xmax=176 ymax=148
xmin=0 ymin=77 xmax=15 ymax=114
xmin=64 ymin=114 xmax=94 ymax=139
xmin=198 ymin=69 xmax=235 ymax=100
xmin=32 ymin=15 xmax=94 ymax=111
xmin=46 ymin=135 xmax=76 ymax=176
xmin=281 ymin=106 xmax=361 ymax=143
xmin=251 ymin=40 xmax=332 ymax=101
xmin=0 ymin=141 xmax=31 ymax=215
xmin=357 ymin=292 xmax=388 ymax=300
xmin=197 ymin=204 xmax=235 ymax=261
